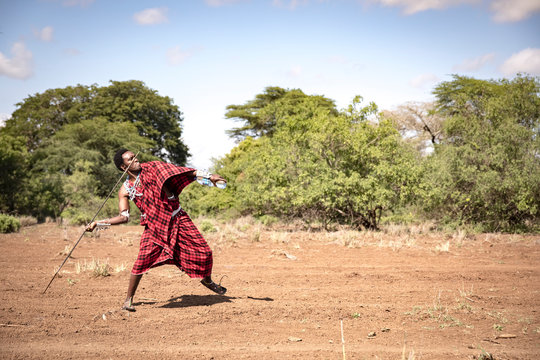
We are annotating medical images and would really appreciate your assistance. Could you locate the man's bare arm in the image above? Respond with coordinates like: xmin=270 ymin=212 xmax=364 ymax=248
xmin=86 ymin=185 xmax=131 ymax=232
xmin=193 ymin=170 xmax=226 ymax=186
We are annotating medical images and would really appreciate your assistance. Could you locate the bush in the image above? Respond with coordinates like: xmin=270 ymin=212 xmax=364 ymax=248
xmin=0 ymin=214 xmax=21 ymax=233
xmin=17 ymin=215 xmax=38 ymax=227
xmin=422 ymin=75 xmax=540 ymax=232
xmin=199 ymin=219 xmax=217 ymax=233
xmin=257 ymin=214 xmax=279 ymax=227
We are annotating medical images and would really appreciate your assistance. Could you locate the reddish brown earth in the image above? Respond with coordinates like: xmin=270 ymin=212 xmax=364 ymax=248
xmin=1 ymin=222 xmax=539 ymax=359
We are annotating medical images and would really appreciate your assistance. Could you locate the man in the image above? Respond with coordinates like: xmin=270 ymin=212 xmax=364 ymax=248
xmin=86 ymin=149 xmax=226 ymax=311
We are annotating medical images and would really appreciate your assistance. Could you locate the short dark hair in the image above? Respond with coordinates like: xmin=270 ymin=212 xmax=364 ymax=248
xmin=114 ymin=148 xmax=129 ymax=171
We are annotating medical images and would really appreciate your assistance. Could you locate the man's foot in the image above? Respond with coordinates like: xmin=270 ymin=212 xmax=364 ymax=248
xmin=122 ymin=297 xmax=136 ymax=312
xmin=200 ymin=279 xmax=227 ymax=295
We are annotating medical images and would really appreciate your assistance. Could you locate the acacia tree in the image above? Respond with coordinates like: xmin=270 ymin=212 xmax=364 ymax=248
xmin=225 ymin=86 xmax=338 ymax=140
xmin=198 ymin=92 xmax=421 ymax=229
xmin=382 ymin=101 xmax=444 ymax=155
xmin=422 ymin=74 xmax=540 ymax=231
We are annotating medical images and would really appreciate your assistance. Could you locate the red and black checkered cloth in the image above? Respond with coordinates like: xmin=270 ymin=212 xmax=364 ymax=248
xmin=128 ymin=161 xmax=212 ymax=278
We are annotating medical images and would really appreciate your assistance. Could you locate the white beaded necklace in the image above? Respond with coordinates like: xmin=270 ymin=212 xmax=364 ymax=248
xmin=124 ymin=173 xmax=142 ymax=200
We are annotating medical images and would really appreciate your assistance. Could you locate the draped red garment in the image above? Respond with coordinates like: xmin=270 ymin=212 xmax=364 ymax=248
xmin=128 ymin=161 xmax=212 ymax=278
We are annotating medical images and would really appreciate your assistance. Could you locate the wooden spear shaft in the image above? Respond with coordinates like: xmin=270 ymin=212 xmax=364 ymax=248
xmin=42 ymin=151 xmax=139 ymax=294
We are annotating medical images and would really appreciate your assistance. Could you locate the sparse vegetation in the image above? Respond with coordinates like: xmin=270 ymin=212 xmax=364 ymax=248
xmin=199 ymin=219 xmax=218 ymax=233
xmin=3 ymin=220 xmax=539 ymax=358
xmin=17 ymin=216 xmax=38 ymax=227
xmin=75 ymin=258 xmax=111 ymax=277
xmin=435 ymin=240 xmax=450 ymax=253
xmin=114 ymin=263 xmax=127 ymax=273
xmin=404 ymin=291 xmax=470 ymax=329
xmin=474 ymin=349 xmax=495 ymax=360
xmin=0 ymin=214 xmax=21 ymax=233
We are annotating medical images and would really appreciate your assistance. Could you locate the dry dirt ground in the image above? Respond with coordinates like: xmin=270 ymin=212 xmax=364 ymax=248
xmin=1 ymin=221 xmax=539 ymax=359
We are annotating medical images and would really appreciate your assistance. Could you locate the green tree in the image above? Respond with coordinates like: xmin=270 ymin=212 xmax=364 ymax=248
xmin=0 ymin=133 xmax=64 ymax=221
xmin=1 ymin=80 xmax=189 ymax=220
xmin=225 ymin=86 xmax=338 ymax=140
xmin=207 ymin=92 xmax=420 ymax=229
xmin=3 ymin=85 xmax=93 ymax=151
xmin=182 ymin=137 xmax=257 ymax=218
xmin=59 ymin=160 xmax=106 ymax=225
xmin=34 ymin=117 xmax=156 ymax=197
xmin=86 ymin=80 xmax=189 ymax=164
xmin=2 ymin=119 xmax=156 ymax=221
xmin=15 ymin=173 xmax=65 ymax=221
xmin=3 ymin=80 xmax=189 ymax=164
xmin=423 ymin=74 xmax=540 ymax=231
xmin=0 ymin=133 xmax=29 ymax=213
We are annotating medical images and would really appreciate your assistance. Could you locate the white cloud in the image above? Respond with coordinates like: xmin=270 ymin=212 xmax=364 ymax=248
xmin=409 ymin=73 xmax=440 ymax=88
xmin=166 ymin=46 xmax=194 ymax=66
xmin=0 ymin=42 xmax=34 ymax=80
xmin=34 ymin=26 xmax=54 ymax=42
xmin=369 ymin=0 xmax=540 ymax=20
xmin=370 ymin=0 xmax=479 ymax=15
xmin=452 ymin=53 xmax=495 ymax=72
xmin=500 ymin=48 xmax=540 ymax=76
xmin=204 ymin=0 xmax=246 ymax=6
xmin=133 ymin=7 xmax=169 ymax=25
xmin=490 ymin=0 xmax=540 ymax=23
xmin=0 ymin=113 xmax=10 ymax=127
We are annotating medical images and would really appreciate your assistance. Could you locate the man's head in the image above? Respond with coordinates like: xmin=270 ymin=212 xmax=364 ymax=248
xmin=114 ymin=149 xmax=141 ymax=172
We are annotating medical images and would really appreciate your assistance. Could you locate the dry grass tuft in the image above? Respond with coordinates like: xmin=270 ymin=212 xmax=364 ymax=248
xmin=324 ymin=230 xmax=417 ymax=251
xmin=17 ymin=216 xmax=38 ymax=227
xmin=190 ymin=218 xmax=520 ymax=253
xmin=435 ymin=241 xmax=450 ymax=253
xmin=382 ymin=221 xmax=436 ymax=236
xmin=75 ymin=258 xmax=111 ymax=277
xmin=114 ymin=263 xmax=127 ymax=273
xmin=117 ymin=231 xmax=139 ymax=246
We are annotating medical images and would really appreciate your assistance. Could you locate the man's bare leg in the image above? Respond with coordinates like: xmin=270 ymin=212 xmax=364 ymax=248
xmin=123 ymin=274 xmax=142 ymax=311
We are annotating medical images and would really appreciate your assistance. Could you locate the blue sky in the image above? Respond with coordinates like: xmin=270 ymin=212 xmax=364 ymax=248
xmin=1 ymin=0 xmax=539 ymax=168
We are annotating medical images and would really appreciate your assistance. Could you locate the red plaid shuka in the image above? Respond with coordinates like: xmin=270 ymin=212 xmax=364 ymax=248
xmin=127 ymin=161 xmax=212 ymax=278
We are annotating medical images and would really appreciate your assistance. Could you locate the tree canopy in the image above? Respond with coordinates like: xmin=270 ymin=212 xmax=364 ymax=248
xmin=2 ymin=76 xmax=538 ymax=232
xmin=3 ymin=80 xmax=189 ymax=164
xmin=421 ymin=74 xmax=540 ymax=231
xmin=185 ymin=77 xmax=539 ymax=232
xmin=0 ymin=81 xmax=183 ymax=221
xmin=187 ymin=90 xmax=420 ymax=230
xmin=225 ymin=86 xmax=338 ymax=141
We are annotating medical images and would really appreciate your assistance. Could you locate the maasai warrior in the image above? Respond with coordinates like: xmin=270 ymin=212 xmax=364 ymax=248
xmin=86 ymin=149 xmax=227 ymax=311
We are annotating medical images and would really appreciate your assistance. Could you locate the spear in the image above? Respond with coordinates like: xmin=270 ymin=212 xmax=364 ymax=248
xmin=43 ymin=151 xmax=140 ymax=294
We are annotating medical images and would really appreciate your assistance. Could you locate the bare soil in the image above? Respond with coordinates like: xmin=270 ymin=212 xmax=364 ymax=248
xmin=1 ymin=222 xmax=539 ymax=359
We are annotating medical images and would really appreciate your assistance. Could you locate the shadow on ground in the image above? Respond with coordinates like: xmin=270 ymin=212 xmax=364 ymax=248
xmin=158 ymin=294 xmax=275 ymax=308
xmin=160 ymin=294 xmax=234 ymax=308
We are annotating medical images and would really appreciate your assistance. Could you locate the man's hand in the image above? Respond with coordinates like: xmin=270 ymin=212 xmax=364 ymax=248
xmin=209 ymin=173 xmax=226 ymax=186
xmin=86 ymin=221 xmax=97 ymax=232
